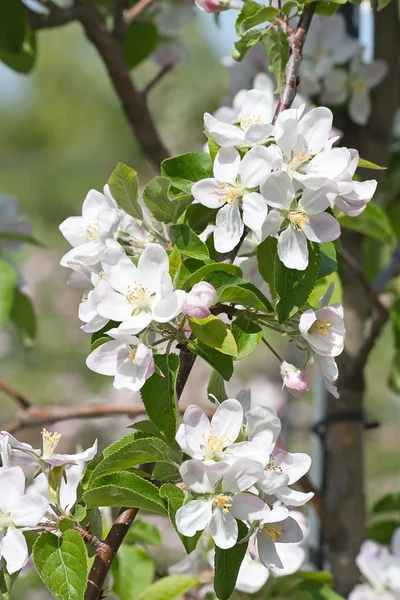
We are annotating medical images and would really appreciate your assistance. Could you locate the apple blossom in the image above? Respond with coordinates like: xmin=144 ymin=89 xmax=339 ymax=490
xmin=259 ymin=447 xmax=314 ymax=507
xmin=204 ymin=89 xmax=274 ymax=148
xmin=0 ymin=466 xmax=48 ymax=574
xmin=29 ymin=462 xmax=84 ymax=514
xmin=255 ymin=511 xmax=304 ymax=569
xmin=314 ymin=354 xmax=340 ymax=399
xmin=280 ymin=362 xmax=308 ymax=398
xmin=79 ymin=282 xmax=110 ymax=334
xmin=93 ymin=243 xmax=186 ymax=332
xmin=195 ymin=0 xmax=238 ymax=12
xmin=176 ymin=400 xmax=243 ymax=462
xmin=299 ymin=283 xmax=345 ymax=357
xmin=192 ymin=146 xmax=276 ymax=252
xmin=183 ymin=282 xmax=217 ymax=318
xmin=176 ymin=458 xmax=268 ymax=549
xmin=260 ymin=171 xmax=341 ymax=270
xmin=213 ymin=73 xmax=275 ymax=126
xmin=86 ymin=332 xmax=154 ymax=392
xmin=331 ymin=149 xmax=378 ymax=217
xmin=347 ymin=55 xmax=388 ymax=126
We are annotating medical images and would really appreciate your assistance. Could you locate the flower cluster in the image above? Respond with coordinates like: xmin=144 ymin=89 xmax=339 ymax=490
xmin=200 ymin=93 xmax=377 ymax=266
xmin=175 ymin=392 xmax=312 ymax=569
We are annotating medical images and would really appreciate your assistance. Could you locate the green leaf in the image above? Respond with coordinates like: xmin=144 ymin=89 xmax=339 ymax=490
xmin=308 ymin=272 xmax=342 ymax=309
xmin=231 ymin=315 xmax=263 ymax=359
xmin=123 ymin=21 xmax=159 ymax=69
xmin=141 ymin=354 xmax=179 ymax=442
xmin=161 ymin=152 xmax=213 ymax=195
xmin=159 ymin=485 xmax=201 ymax=553
xmin=373 ymin=492 xmax=400 ymax=514
xmin=315 ymin=1 xmax=341 ymax=14
xmin=137 ymin=575 xmax=199 ymax=600
xmin=0 ymin=30 xmax=36 ymax=74
xmin=0 ymin=259 xmax=17 ymax=327
xmin=151 ymin=461 xmax=180 ymax=482
xmin=358 ymin=157 xmax=387 ymax=170
xmin=143 ymin=177 xmax=192 ymax=224
xmin=214 ymin=521 xmax=248 ymax=600
xmin=0 ymin=231 xmax=42 ymax=246
xmin=319 ymin=242 xmax=338 ymax=278
xmin=33 ymin=530 xmax=88 ymax=600
xmin=235 ymin=3 xmax=279 ymax=35
xmin=367 ymin=520 xmax=400 ymax=544
xmin=282 ymin=0 xmax=301 ymax=16
xmin=0 ymin=0 xmax=26 ymax=54
xmin=90 ymin=335 xmax=111 ymax=353
xmin=0 ymin=568 xmax=18 ymax=600
xmin=169 ymin=225 xmax=209 ymax=261
xmin=388 ymin=349 xmax=400 ymax=394
xmin=185 ymin=204 xmax=218 ymax=235
xmin=206 ymin=134 xmax=221 ymax=163
xmin=128 ymin=521 xmax=162 ymax=546
xmin=262 ymin=28 xmax=289 ymax=93
xmin=73 ymin=505 xmax=87 ymax=523
xmin=112 ymin=545 xmax=155 ymax=600
xmin=275 ymin=243 xmax=321 ymax=323
xmin=129 ymin=419 xmax=167 ymax=440
xmin=257 ymin=236 xmax=277 ymax=296
xmin=82 ymin=471 xmax=167 ymax=514
xmin=338 ymin=203 xmax=395 ymax=245
xmin=189 ymin=315 xmax=238 ymax=356
xmin=182 ymin=263 xmax=242 ymax=292
xmin=207 ymin=370 xmax=228 ymax=403
xmin=109 ymin=162 xmax=142 ymax=220
xmin=377 ymin=0 xmax=391 ymax=10
xmin=233 ymin=29 xmax=263 ymax=62
xmin=10 ymin=289 xmax=36 ymax=347
xmin=218 ymin=282 xmax=272 ymax=312
xmin=188 ymin=341 xmax=234 ymax=381
xmin=169 ymin=245 xmax=182 ymax=284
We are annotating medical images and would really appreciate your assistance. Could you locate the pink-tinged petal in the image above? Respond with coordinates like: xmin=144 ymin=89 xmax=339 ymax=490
xmin=304 ymin=213 xmax=341 ymax=243
xmin=245 ymin=406 xmax=281 ymax=443
xmin=298 ymin=107 xmax=333 ymax=154
xmin=192 ymin=179 xmax=227 ymax=209
xmin=242 ymin=193 xmax=268 ymax=233
xmin=176 ymin=499 xmax=213 ymax=537
xmin=275 ymin=486 xmax=314 ymax=507
xmin=299 ymin=308 xmax=317 ymax=337
xmin=317 ymin=282 xmax=334 ymax=308
xmin=342 ymin=180 xmax=377 ymax=204
xmin=278 ymin=226 xmax=308 ymax=271
xmin=86 ymin=340 xmax=125 ymax=376
xmin=211 ymin=399 xmax=243 ymax=444
xmin=296 ymin=148 xmax=351 ymax=190
xmin=222 ymin=458 xmax=263 ymax=493
xmin=214 ymin=148 xmax=240 ymax=185
xmin=349 ymin=90 xmax=371 ymax=126
xmin=214 ymin=200 xmax=244 ymax=254
xmin=230 ymin=493 xmax=266 ymax=522
xmin=260 ymin=172 xmax=295 ymax=211
xmin=0 ymin=467 xmax=26 ymax=514
xmin=275 ymin=515 xmax=304 ymax=543
xmin=204 ymin=113 xmax=245 ymax=147
xmin=210 ymin=507 xmax=238 ymax=549
xmin=257 ymin=533 xmax=283 ymax=569
xmin=2 ymin=529 xmax=29 ymax=574
xmin=11 ymin=494 xmax=48 ymax=527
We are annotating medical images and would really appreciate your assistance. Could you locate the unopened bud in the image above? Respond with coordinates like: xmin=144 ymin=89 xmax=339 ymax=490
xmin=183 ymin=282 xmax=217 ymax=318
xmin=280 ymin=361 xmax=308 ymax=398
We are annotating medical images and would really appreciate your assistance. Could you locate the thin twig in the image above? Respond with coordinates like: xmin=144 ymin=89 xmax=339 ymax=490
xmin=0 ymin=379 xmax=31 ymax=409
xmin=124 ymin=0 xmax=156 ymax=24
xmin=261 ymin=337 xmax=283 ymax=363
xmin=27 ymin=3 xmax=83 ymax=28
xmin=143 ymin=65 xmax=174 ymax=98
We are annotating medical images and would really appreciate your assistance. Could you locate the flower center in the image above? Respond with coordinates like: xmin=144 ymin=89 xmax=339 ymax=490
xmin=289 ymin=209 xmax=309 ymax=232
xmin=214 ymin=182 xmax=243 ymax=205
xmin=0 ymin=511 xmax=12 ymax=531
xmin=85 ymin=219 xmax=99 ymax=240
xmin=265 ymin=455 xmax=283 ymax=473
xmin=213 ymin=494 xmax=232 ymax=514
xmin=288 ymin=145 xmax=313 ymax=172
xmin=311 ymin=319 xmax=331 ymax=336
xmin=41 ymin=429 xmax=62 ymax=458
xmin=126 ymin=283 xmax=152 ymax=313
xmin=201 ymin=431 xmax=231 ymax=461
xmin=261 ymin=524 xmax=282 ymax=543
xmin=124 ymin=348 xmax=137 ymax=364
xmin=352 ymin=79 xmax=367 ymax=93
xmin=239 ymin=112 xmax=263 ymax=130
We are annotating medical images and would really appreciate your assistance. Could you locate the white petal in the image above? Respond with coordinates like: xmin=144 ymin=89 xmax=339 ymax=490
xmin=273 ymin=451 xmax=311 ymax=485
xmin=214 ymin=200 xmax=244 ymax=254
xmin=363 ymin=59 xmax=388 ymax=88
xmin=153 ymin=289 xmax=186 ymax=323
xmin=176 ymin=500 xmax=213 ymax=537
xmin=222 ymin=458 xmax=263 ymax=493
xmin=112 ymin=314 xmax=152 ymax=334
xmin=239 ymin=90 xmax=273 ymax=128
xmin=137 ymin=244 xmax=170 ymax=291
xmin=97 ymin=209 xmax=120 ymax=240
xmin=204 ymin=113 xmax=245 ymax=147
xmin=210 ymin=507 xmax=238 ymax=549
xmin=230 ymin=493 xmax=267 ymax=522
xmin=0 ymin=467 xmax=26 ymax=514
xmin=82 ymin=188 xmax=116 ymax=217
xmin=113 ymin=362 xmax=149 ymax=391
xmin=245 ymin=406 xmax=281 ymax=442
xmin=59 ymin=217 xmax=90 ymax=247
xmin=270 ymin=545 xmax=305 ymax=577
xmin=260 ymin=172 xmax=295 ymax=211
xmin=257 ymin=534 xmax=283 ymax=569
xmin=235 ymin=554 xmax=270 ymax=593
xmin=102 ymin=246 xmax=137 ymax=294
xmin=181 ymin=406 xmax=212 ymax=458
xmin=211 ymin=399 xmax=243 ymax=444
xmin=2 ymin=529 xmax=28 ymax=574
xmin=274 ymin=109 xmax=299 ymax=158
xmin=298 ymin=107 xmax=333 ymax=154
xmin=262 ymin=210 xmax=284 ymax=238
xmin=228 ymin=430 xmax=274 ymax=466
xmin=180 ymin=460 xmax=228 ymax=494
xmin=239 ymin=146 xmax=275 ymax=188
xmin=192 ymin=179 xmax=227 ymax=209
xmin=278 ymin=226 xmax=308 ymax=271
xmin=242 ymin=193 xmax=268 ymax=233
xmin=298 ymin=188 xmax=331 ymax=215
xmin=274 ymin=486 xmax=314 ymax=507
xmin=56 ymin=440 xmax=98 ymax=466
xmin=93 ymin=283 xmax=132 ymax=322
xmin=349 ymin=90 xmax=371 ymax=126
xmin=258 ymin=470 xmax=290 ymax=495
xmin=304 ymin=213 xmax=341 ymax=243
xmin=244 ymin=124 xmax=274 ymax=146
xmin=214 ymin=148 xmax=240 ymax=185
xmin=73 ymin=239 xmax=106 ymax=266
xmin=86 ymin=340 xmax=125 ymax=376
xmin=12 ymin=494 xmax=48 ymax=527
xmin=296 ymin=148 xmax=351 ymax=190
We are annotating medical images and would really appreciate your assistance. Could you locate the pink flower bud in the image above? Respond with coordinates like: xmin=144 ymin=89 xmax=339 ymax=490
xmin=189 ymin=282 xmax=218 ymax=308
xmin=183 ymin=282 xmax=217 ymax=318
xmin=195 ymin=0 xmax=228 ymax=12
xmin=280 ymin=361 xmax=308 ymax=398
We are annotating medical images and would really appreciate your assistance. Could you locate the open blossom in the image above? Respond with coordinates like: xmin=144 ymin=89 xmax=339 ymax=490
xmin=213 ymin=73 xmax=275 ymax=126
xmin=79 ymin=281 xmax=110 ymax=334
xmin=176 ymin=400 xmax=243 ymax=462
xmin=315 ymin=355 xmax=339 ymax=399
xmin=280 ymin=362 xmax=308 ymax=398
xmin=0 ymin=466 xmax=48 ymax=574
xmin=192 ymin=146 xmax=275 ymax=252
xmin=176 ymin=458 xmax=267 ymax=549
xmin=255 ymin=511 xmax=304 ymax=569
xmin=183 ymin=282 xmax=217 ymax=319
xmin=86 ymin=332 xmax=154 ymax=392
xmin=204 ymin=89 xmax=274 ymax=148
xmin=299 ymin=283 xmax=345 ymax=357
xmin=260 ymin=171 xmax=341 ymax=270
xmin=92 ymin=243 xmax=186 ymax=333
xmin=29 ymin=462 xmax=84 ymax=514
xmin=331 ymin=149 xmax=377 ymax=217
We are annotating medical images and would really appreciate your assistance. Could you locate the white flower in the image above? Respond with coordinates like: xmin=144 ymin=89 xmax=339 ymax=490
xmin=332 ymin=149 xmax=377 ymax=217
xmin=259 ymin=447 xmax=314 ymax=507
xmin=192 ymin=146 xmax=275 ymax=253
xmin=59 ymin=186 xmax=120 ymax=266
xmin=0 ymin=466 xmax=48 ymax=574
xmin=176 ymin=400 xmax=243 ymax=463
xmin=86 ymin=332 xmax=154 ymax=392
xmin=213 ymin=73 xmax=275 ymax=126
xmin=255 ymin=512 xmax=304 ymax=569
xmin=299 ymin=283 xmax=345 ymax=357
xmin=347 ymin=55 xmax=388 ymax=126
xmin=260 ymin=171 xmax=341 ymax=270
xmin=176 ymin=458 xmax=267 ymax=549
xmin=314 ymin=355 xmax=339 ymax=399
xmin=79 ymin=281 xmax=110 ymax=334
xmin=93 ymin=243 xmax=186 ymax=333
xmin=204 ymin=89 xmax=274 ymax=148
xmin=29 ymin=461 xmax=84 ymax=513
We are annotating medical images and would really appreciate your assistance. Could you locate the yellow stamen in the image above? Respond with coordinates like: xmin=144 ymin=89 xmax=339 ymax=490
xmin=290 ymin=209 xmax=309 ymax=232
xmin=312 ymin=319 xmax=332 ymax=337
xmin=265 ymin=455 xmax=283 ymax=473
xmin=201 ymin=430 xmax=231 ymax=461
xmin=261 ymin=524 xmax=282 ymax=543
xmin=41 ymin=428 xmax=62 ymax=457
xmin=85 ymin=219 xmax=99 ymax=240
xmin=239 ymin=112 xmax=263 ymax=130
xmin=214 ymin=183 xmax=242 ymax=205
xmin=353 ymin=79 xmax=367 ymax=93
xmin=126 ymin=282 xmax=151 ymax=309
xmin=213 ymin=494 xmax=232 ymax=514
xmin=124 ymin=348 xmax=137 ymax=364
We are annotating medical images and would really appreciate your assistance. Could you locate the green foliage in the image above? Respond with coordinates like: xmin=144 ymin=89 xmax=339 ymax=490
xmin=161 ymin=152 xmax=213 ymax=195
xmin=109 ymin=162 xmax=142 ymax=220
xmin=189 ymin=315 xmax=238 ymax=356
xmin=338 ymin=203 xmax=395 ymax=245
xmin=182 ymin=263 xmax=242 ymax=291
xmin=128 ymin=521 xmax=163 ymax=546
xmin=358 ymin=157 xmax=387 ymax=170
xmin=141 ymin=354 xmax=180 ymax=442
xmin=10 ymin=288 xmax=37 ymax=346
xmin=0 ymin=568 xmax=18 ymax=600
xmin=319 ymin=242 xmax=338 ymax=278
xmin=373 ymin=492 xmax=400 ymax=513
xmin=169 ymin=224 xmax=210 ymax=261
xmin=137 ymin=575 xmax=199 ymax=600
xmin=262 ymin=28 xmax=289 ymax=93
xmin=0 ymin=259 xmax=17 ymax=327
xmin=214 ymin=521 xmax=248 ymax=600
xmin=367 ymin=520 xmax=400 ymax=544
xmin=257 ymin=236 xmax=277 ymax=296
xmin=112 ymin=544 xmax=155 ymax=600
xmin=218 ymin=282 xmax=272 ymax=312
xmin=275 ymin=243 xmax=321 ymax=323
xmin=123 ymin=21 xmax=159 ymax=69
xmin=231 ymin=315 xmax=263 ymax=359
xmin=159 ymin=484 xmax=201 ymax=553
xmin=185 ymin=204 xmax=218 ymax=234
xmin=235 ymin=2 xmax=279 ymax=36
xmin=188 ymin=340 xmax=234 ymax=380
xmin=233 ymin=29 xmax=264 ymax=62
xmin=0 ymin=30 xmax=36 ymax=74
xmin=0 ymin=0 xmax=26 ymax=54
xmin=33 ymin=530 xmax=88 ymax=600
xmin=143 ymin=177 xmax=192 ymax=224
xmin=207 ymin=370 xmax=228 ymax=402
xmin=309 ymin=272 xmax=342 ymax=308
xmin=82 ymin=471 xmax=167 ymax=514
xmin=389 ymin=299 xmax=400 ymax=394
xmin=315 ymin=1 xmax=341 ymax=14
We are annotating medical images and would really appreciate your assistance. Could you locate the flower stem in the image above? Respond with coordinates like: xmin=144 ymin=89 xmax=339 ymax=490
xmin=261 ymin=337 xmax=283 ymax=363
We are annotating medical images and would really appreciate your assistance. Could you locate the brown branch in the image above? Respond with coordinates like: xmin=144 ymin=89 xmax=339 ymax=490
xmin=0 ymin=378 xmax=31 ymax=410
xmin=272 ymin=2 xmax=316 ymax=122
xmin=143 ymin=65 xmax=174 ymax=98
xmin=27 ymin=3 xmax=83 ymax=29
xmin=124 ymin=0 xmax=156 ymax=24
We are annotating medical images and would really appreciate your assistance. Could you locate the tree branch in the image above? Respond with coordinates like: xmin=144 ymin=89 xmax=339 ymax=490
xmin=27 ymin=3 xmax=83 ymax=29
xmin=272 ymin=2 xmax=316 ymax=122
xmin=124 ymin=0 xmax=156 ymax=25
xmin=0 ymin=378 xmax=31 ymax=410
